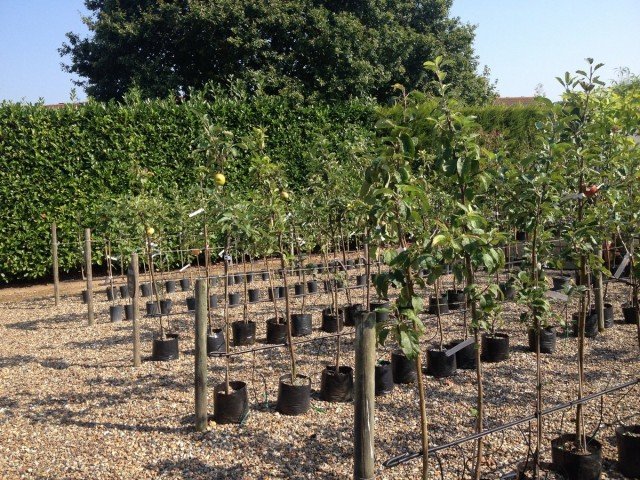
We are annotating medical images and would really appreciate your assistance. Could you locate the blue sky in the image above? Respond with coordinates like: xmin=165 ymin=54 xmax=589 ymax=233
xmin=1 ymin=0 xmax=638 ymax=104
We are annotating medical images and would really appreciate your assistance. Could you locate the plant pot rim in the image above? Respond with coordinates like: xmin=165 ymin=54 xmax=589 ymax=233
xmin=278 ymin=373 xmax=310 ymax=387
xmin=483 ymin=332 xmax=509 ymax=339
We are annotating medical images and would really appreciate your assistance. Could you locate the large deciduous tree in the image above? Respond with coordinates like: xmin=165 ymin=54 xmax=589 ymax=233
xmin=60 ymin=0 xmax=495 ymax=103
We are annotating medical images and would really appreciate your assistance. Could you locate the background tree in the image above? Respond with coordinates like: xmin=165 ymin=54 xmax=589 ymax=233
xmin=60 ymin=0 xmax=495 ymax=104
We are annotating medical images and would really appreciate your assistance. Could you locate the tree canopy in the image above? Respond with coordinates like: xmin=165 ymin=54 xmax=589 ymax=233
xmin=60 ymin=0 xmax=495 ymax=103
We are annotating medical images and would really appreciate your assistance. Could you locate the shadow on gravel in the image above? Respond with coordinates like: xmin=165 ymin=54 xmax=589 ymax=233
xmin=148 ymin=459 xmax=246 ymax=479
xmin=6 ymin=312 xmax=85 ymax=331
xmin=0 ymin=354 xmax=37 ymax=368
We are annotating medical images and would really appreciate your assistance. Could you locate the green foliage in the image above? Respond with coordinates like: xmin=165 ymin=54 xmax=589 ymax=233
xmin=60 ymin=0 xmax=495 ymax=104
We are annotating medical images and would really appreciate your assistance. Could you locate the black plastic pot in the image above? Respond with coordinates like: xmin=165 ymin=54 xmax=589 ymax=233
xmin=234 ymin=273 xmax=244 ymax=285
xmin=245 ymin=273 xmax=254 ymax=284
xmin=207 ymin=328 xmax=226 ymax=355
xmin=551 ymin=434 xmax=602 ymax=480
xmin=294 ymin=283 xmax=305 ymax=296
xmin=209 ymin=294 xmax=218 ymax=309
xmin=164 ymin=280 xmax=176 ymax=294
xmin=425 ymin=348 xmax=457 ymax=378
xmin=321 ymin=308 xmax=344 ymax=333
xmin=248 ymin=288 xmax=260 ymax=303
xmin=228 ymin=292 xmax=241 ymax=306
xmin=266 ymin=318 xmax=288 ymax=344
xmin=622 ymin=302 xmax=639 ymax=325
xmin=276 ymin=374 xmax=311 ymax=416
xmin=320 ymin=366 xmax=354 ymax=402
xmin=375 ymin=361 xmax=394 ymax=396
xmin=307 ymin=280 xmax=318 ymax=294
xmin=106 ymin=286 xmax=117 ymax=301
xmin=323 ymin=280 xmax=332 ymax=293
xmin=344 ymin=304 xmax=364 ymax=327
xmin=180 ymin=278 xmax=190 ymax=291
xmin=391 ymin=350 xmax=417 ymax=384
xmin=370 ymin=301 xmax=390 ymax=323
xmin=152 ymin=335 xmax=179 ymax=361
xmin=481 ymin=333 xmax=510 ymax=362
xmin=209 ymin=276 xmax=219 ymax=287
xmin=140 ymin=283 xmax=153 ymax=297
xmin=428 ymin=294 xmax=449 ymax=315
xmin=81 ymin=290 xmax=89 ymax=304
xmin=146 ymin=301 xmax=159 ymax=316
xmin=186 ymin=296 xmax=196 ymax=312
xmin=552 ymin=276 xmax=571 ymax=291
xmin=603 ymin=303 xmax=614 ymax=328
xmin=527 ymin=327 xmax=556 ymax=354
xmin=499 ymin=282 xmax=516 ymax=300
xmin=278 ymin=286 xmax=286 ymax=298
xmin=124 ymin=303 xmax=134 ymax=320
xmin=268 ymin=287 xmax=280 ymax=300
xmin=446 ymin=339 xmax=476 ymax=370
xmin=213 ymin=381 xmax=249 ymax=424
xmin=291 ymin=313 xmax=312 ymax=337
xmin=572 ymin=311 xmax=599 ymax=338
xmin=160 ymin=299 xmax=172 ymax=315
xmin=109 ymin=305 xmax=123 ymax=323
xmin=226 ymin=275 xmax=235 ymax=286
xmin=232 ymin=321 xmax=256 ymax=346
xmin=616 ymin=425 xmax=640 ymax=478
xmin=119 ymin=285 xmax=129 ymax=299
xmin=447 ymin=289 xmax=466 ymax=311
xmin=261 ymin=272 xmax=270 ymax=281
xmin=516 ymin=231 xmax=527 ymax=241
xmin=356 ymin=274 xmax=366 ymax=286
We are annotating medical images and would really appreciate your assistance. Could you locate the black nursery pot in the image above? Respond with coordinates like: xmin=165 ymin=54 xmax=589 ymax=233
xmin=321 ymin=308 xmax=344 ymax=333
xmin=226 ymin=275 xmax=235 ymax=286
xmin=370 ymin=301 xmax=390 ymax=323
xmin=425 ymin=348 xmax=457 ymax=378
xmin=209 ymin=276 xmax=219 ymax=287
xmin=152 ymin=335 xmax=179 ymax=361
xmin=320 ymin=365 xmax=354 ymax=402
xmin=603 ymin=302 xmax=614 ymax=328
xmin=306 ymin=280 xmax=318 ymax=294
xmin=81 ymin=289 xmax=89 ymax=304
xmin=527 ymin=327 xmax=556 ymax=354
xmin=160 ymin=299 xmax=172 ymax=315
xmin=207 ymin=328 xmax=226 ymax=355
xmin=291 ymin=313 xmax=312 ymax=337
xmin=228 ymin=292 xmax=241 ymax=306
xmin=266 ymin=318 xmax=288 ymax=344
xmin=232 ymin=321 xmax=256 ymax=347
xmin=572 ymin=311 xmax=599 ymax=338
xmin=248 ymin=288 xmax=260 ymax=303
xmin=179 ymin=278 xmax=191 ymax=292
xmin=234 ymin=273 xmax=244 ymax=285
xmin=391 ymin=350 xmax=417 ymax=384
xmin=106 ymin=286 xmax=117 ymax=301
xmin=109 ymin=305 xmax=124 ymax=323
xmin=499 ymin=282 xmax=516 ymax=300
xmin=446 ymin=339 xmax=476 ymax=370
xmin=294 ymin=283 xmax=305 ymax=296
xmin=245 ymin=272 xmax=254 ymax=284
xmin=186 ymin=296 xmax=196 ymax=312
xmin=481 ymin=333 xmax=510 ymax=363
xmin=447 ymin=289 xmax=466 ymax=311
xmin=268 ymin=287 xmax=280 ymax=300
xmin=428 ymin=294 xmax=449 ymax=314
xmin=277 ymin=374 xmax=311 ymax=416
xmin=146 ymin=301 xmax=159 ymax=316
xmin=344 ymin=304 xmax=364 ymax=327
xmin=375 ymin=361 xmax=394 ymax=396
xmin=119 ymin=285 xmax=129 ymax=299
xmin=551 ymin=434 xmax=602 ymax=480
xmin=261 ymin=271 xmax=270 ymax=281
xmin=278 ymin=286 xmax=286 ymax=298
xmin=140 ymin=283 xmax=153 ymax=297
xmin=622 ymin=302 xmax=639 ymax=325
xmin=209 ymin=294 xmax=218 ymax=309
xmin=164 ymin=280 xmax=176 ymax=294
xmin=616 ymin=425 xmax=640 ymax=478
xmin=356 ymin=274 xmax=367 ymax=286
xmin=214 ymin=381 xmax=249 ymax=425
xmin=124 ymin=303 xmax=134 ymax=320
xmin=552 ymin=276 xmax=571 ymax=291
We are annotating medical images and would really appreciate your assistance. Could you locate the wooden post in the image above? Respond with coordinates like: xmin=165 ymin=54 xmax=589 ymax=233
xmin=85 ymin=228 xmax=94 ymax=326
xmin=131 ymin=252 xmax=141 ymax=367
xmin=195 ymin=278 xmax=208 ymax=432
xmin=51 ymin=223 xmax=60 ymax=306
xmin=354 ymin=310 xmax=376 ymax=480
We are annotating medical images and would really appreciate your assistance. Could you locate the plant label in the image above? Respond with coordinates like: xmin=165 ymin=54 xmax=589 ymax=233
xmin=444 ymin=338 xmax=474 ymax=357
xmin=189 ymin=208 xmax=204 ymax=218
xmin=614 ymin=253 xmax=630 ymax=278
xmin=179 ymin=264 xmax=190 ymax=272
xmin=545 ymin=290 xmax=568 ymax=302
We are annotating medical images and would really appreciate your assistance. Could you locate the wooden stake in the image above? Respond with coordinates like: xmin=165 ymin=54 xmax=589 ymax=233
xmin=131 ymin=252 xmax=141 ymax=367
xmin=354 ymin=310 xmax=375 ymax=480
xmin=51 ymin=223 xmax=60 ymax=306
xmin=194 ymin=278 xmax=208 ymax=432
xmin=85 ymin=228 xmax=94 ymax=326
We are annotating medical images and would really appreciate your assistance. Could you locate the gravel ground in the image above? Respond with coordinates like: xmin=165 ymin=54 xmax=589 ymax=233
xmin=0 ymin=262 xmax=638 ymax=479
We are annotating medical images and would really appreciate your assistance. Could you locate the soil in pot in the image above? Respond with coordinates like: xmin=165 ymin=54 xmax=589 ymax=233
xmin=213 ymin=381 xmax=249 ymax=424
xmin=321 ymin=308 xmax=344 ymax=333
xmin=425 ymin=348 xmax=457 ymax=378
xmin=375 ymin=361 xmax=394 ymax=396
xmin=109 ymin=305 xmax=124 ymax=323
xmin=551 ymin=434 xmax=602 ymax=480
xmin=446 ymin=339 xmax=476 ymax=370
xmin=344 ymin=304 xmax=364 ymax=327
xmin=124 ymin=303 xmax=134 ymax=320
xmin=527 ymin=327 xmax=556 ymax=354
xmin=616 ymin=425 xmax=640 ymax=478
xmin=276 ymin=374 xmax=311 ymax=416
xmin=291 ymin=313 xmax=312 ymax=337
xmin=320 ymin=365 xmax=354 ymax=402
xmin=391 ymin=350 xmax=417 ymax=384
xmin=232 ymin=321 xmax=256 ymax=347
xmin=481 ymin=333 xmax=510 ymax=363
xmin=266 ymin=318 xmax=288 ymax=344
xmin=165 ymin=280 xmax=176 ymax=294
xmin=622 ymin=302 xmax=639 ymax=325
xmin=152 ymin=335 xmax=179 ymax=361
xmin=447 ymin=289 xmax=466 ymax=311
xmin=119 ymin=285 xmax=129 ymax=299
xmin=186 ymin=297 xmax=196 ymax=312
xmin=206 ymin=328 xmax=226 ymax=355
xmin=428 ymin=294 xmax=449 ymax=315
xmin=370 ymin=301 xmax=390 ymax=323
xmin=180 ymin=278 xmax=191 ymax=291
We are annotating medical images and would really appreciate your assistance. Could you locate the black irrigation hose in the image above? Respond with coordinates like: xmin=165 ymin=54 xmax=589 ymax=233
xmin=383 ymin=378 xmax=640 ymax=468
